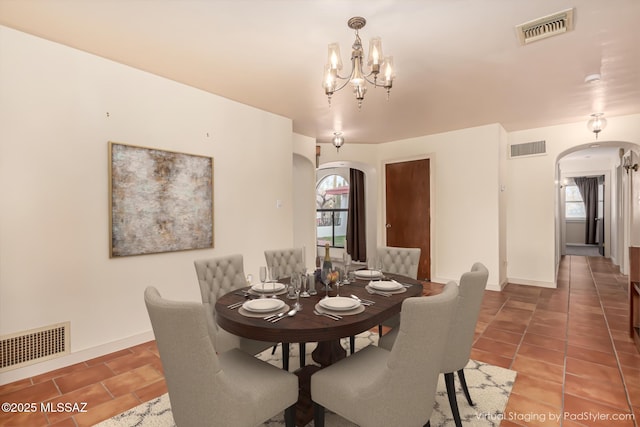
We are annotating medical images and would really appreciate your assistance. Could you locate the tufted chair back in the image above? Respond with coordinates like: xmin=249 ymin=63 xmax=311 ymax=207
xmin=194 ymin=254 xmax=247 ymax=306
xmin=264 ymin=248 xmax=305 ymax=277
xmin=193 ymin=254 xmax=272 ymax=354
xmin=377 ymin=246 xmax=421 ymax=279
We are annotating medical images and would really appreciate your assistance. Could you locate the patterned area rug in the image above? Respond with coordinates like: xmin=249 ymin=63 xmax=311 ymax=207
xmin=94 ymin=332 xmax=516 ymax=427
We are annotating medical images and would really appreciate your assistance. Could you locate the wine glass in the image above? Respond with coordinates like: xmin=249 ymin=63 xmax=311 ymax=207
xmin=287 ymin=273 xmax=298 ymax=300
xmin=334 ymin=268 xmax=343 ymax=297
xmin=308 ymin=272 xmax=317 ymax=296
xmin=292 ymin=274 xmax=302 ymax=310
xmin=367 ymin=257 xmax=375 ymax=271
xmin=259 ymin=266 xmax=267 ymax=298
xmin=343 ymin=253 xmax=352 ymax=284
xmin=300 ymin=268 xmax=310 ymax=298
xmin=269 ymin=266 xmax=280 ymax=297
xmin=321 ymin=265 xmax=331 ymax=299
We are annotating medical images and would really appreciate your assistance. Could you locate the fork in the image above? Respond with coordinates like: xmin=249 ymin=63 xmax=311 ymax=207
xmin=313 ymin=309 xmax=341 ymax=320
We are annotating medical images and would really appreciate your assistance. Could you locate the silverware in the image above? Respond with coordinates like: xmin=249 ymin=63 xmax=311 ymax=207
xmin=233 ymin=290 xmax=250 ymax=297
xmin=313 ymin=309 xmax=341 ymax=320
xmin=270 ymin=309 xmax=297 ymax=322
xmin=263 ymin=312 xmax=282 ymax=321
xmin=350 ymin=294 xmax=374 ymax=306
xmin=366 ymin=288 xmax=392 ymax=297
xmin=391 ymin=279 xmax=412 ymax=288
xmin=227 ymin=301 xmax=245 ymax=309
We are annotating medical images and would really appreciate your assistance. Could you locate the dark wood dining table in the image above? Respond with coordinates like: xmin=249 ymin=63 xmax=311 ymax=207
xmin=215 ymin=272 xmax=423 ymax=426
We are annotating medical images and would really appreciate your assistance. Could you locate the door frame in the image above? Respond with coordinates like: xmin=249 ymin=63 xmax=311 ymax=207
xmin=381 ymin=154 xmax=435 ymax=280
xmin=559 ymin=170 xmax=610 ymax=258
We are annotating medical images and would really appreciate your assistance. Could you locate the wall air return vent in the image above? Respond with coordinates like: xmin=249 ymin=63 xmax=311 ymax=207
xmin=510 ymin=140 xmax=546 ymax=158
xmin=1 ymin=322 xmax=70 ymax=372
xmin=516 ymin=8 xmax=574 ymax=45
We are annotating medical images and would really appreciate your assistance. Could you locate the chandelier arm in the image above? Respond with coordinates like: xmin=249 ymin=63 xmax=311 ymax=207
xmin=331 ymin=77 xmax=353 ymax=93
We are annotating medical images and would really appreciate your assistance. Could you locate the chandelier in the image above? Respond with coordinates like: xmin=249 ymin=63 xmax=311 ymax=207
xmin=587 ymin=113 xmax=607 ymax=139
xmin=322 ymin=16 xmax=395 ymax=109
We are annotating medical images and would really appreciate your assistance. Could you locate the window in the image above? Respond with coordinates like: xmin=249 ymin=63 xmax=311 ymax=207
xmin=316 ymin=174 xmax=349 ymax=248
xmin=565 ymin=183 xmax=585 ymax=219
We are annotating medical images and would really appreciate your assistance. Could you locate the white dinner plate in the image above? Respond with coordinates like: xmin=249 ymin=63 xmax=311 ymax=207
xmin=354 ymin=270 xmax=384 ymax=279
xmin=251 ymin=282 xmax=286 ymax=293
xmin=318 ymin=296 xmax=360 ymax=311
xmin=242 ymin=298 xmax=285 ymax=313
xmin=369 ymin=280 xmax=403 ymax=291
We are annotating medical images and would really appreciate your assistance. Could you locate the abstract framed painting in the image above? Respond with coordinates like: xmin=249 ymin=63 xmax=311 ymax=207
xmin=108 ymin=141 xmax=214 ymax=257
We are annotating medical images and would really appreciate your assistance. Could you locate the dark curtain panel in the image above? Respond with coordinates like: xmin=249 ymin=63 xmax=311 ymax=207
xmin=574 ymin=176 xmax=598 ymax=245
xmin=346 ymin=168 xmax=367 ymax=262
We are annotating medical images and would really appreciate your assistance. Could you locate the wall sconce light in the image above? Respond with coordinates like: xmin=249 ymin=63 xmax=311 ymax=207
xmin=623 ymin=156 xmax=638 ymax=173
xmin=587 ymin=113 xmax=607 ymax=139
xmin=332 ymin=132 xmax=345 ymax=152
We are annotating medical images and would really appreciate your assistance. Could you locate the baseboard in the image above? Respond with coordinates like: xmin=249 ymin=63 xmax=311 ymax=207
xmin=507 ymin=277 xmax=556 ymax=288
xmin=0 ymin=330 xmax=155 ymax=386
xmin=430 ymin=277 xmax=504 ymax=292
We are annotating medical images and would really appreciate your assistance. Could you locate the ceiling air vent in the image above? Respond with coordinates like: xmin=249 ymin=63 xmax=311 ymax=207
xmin=516 ymin=8 xmax=574 ymax=45
xmin=510 ymin=140 xmax=546 ymax=159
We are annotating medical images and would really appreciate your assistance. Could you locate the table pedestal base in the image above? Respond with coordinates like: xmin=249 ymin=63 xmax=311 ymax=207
xmin=294 ymin=365 xmax=321 ymax=427
xmin=311 ymin=339 xmax=346 ymax=367
xmin=293 ymin=340 xmax=346 ymax=426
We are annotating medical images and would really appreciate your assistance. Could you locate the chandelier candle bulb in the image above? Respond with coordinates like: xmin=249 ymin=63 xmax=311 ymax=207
xmin=368 ymin=37 xmax=383 ymax=70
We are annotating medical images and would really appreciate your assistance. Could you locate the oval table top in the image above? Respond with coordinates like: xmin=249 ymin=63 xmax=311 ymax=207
xmin=215 ymin=272 xmax=424 ymax=344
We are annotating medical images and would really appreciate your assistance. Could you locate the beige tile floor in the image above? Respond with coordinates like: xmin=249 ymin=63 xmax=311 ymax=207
xmin=0 ymin=255 xmax=638 ymax=426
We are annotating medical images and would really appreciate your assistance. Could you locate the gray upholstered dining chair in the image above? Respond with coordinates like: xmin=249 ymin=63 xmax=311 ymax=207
xmin=376 ymin=246 xmax=421 ymax=336
xmin=379 ymin=262 xmax=489 ymax=427
xmin=193 ymin=255 xmax=278 ymax=361
xmin=264 ymin=247 xmax=307 ymax=367
xmin=311 ymin=281 xmax=459 ymax=427
xmin=144 ymin=287 xmax=297 ymax=427
xmin=264 ymin=247 xmax=305 ymax=277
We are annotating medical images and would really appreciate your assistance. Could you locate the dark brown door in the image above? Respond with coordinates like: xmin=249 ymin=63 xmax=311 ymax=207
xmin=385 ymin=159 xmax=431 ymax=280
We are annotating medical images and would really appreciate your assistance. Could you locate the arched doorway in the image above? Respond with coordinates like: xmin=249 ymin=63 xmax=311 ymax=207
xmin=556 ymin=141 xmax=640 ymax=275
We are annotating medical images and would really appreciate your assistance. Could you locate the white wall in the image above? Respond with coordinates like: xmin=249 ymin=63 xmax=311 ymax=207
xmin=292 ymin=134 xmax=317 ymax=272
xmin=498 ymin=126 xmax=509 ymax=287
xmin=319 ymin=124 xmax=504 ymax=291
xmin=565 ymin=221 xmax=586 ymax=244
xmin=0 ymin=26 xmax=294 ymax=382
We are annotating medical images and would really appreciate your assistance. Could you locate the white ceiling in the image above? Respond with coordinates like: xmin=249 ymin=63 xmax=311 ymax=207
xmin=1 ymin=0 xmax=639 ymax=144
